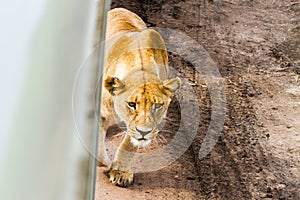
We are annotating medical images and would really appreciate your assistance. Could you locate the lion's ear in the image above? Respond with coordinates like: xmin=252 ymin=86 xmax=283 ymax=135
xmin=162 ymin=77 xmax=181 ymax=95
xmin=104 ymin=76 xmax=125 ymax=95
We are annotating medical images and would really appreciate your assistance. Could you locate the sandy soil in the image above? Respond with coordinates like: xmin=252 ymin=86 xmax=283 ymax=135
xmin=96 ymin=0 xmax=300 ymax=199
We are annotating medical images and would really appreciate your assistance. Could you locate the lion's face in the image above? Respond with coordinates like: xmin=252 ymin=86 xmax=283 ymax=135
xmin=105 ymin=77 xmax=181 ymax=147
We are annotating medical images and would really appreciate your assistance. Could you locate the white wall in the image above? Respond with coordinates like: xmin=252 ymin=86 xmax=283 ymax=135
xmin=0 ymin=0 xmax=110 ymax=199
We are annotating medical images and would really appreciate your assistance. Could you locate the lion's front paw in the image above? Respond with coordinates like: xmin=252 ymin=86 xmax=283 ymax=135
xmin=108 ymin=168 xmax=133 ymax=187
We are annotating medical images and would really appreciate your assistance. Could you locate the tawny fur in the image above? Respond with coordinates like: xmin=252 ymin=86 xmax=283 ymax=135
xmin=98 ymin=8 xmax=181 ymax=187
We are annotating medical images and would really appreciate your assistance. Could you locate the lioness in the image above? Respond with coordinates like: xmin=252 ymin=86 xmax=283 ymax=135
xmin=98 ymin=8 xmax=181 ymax=187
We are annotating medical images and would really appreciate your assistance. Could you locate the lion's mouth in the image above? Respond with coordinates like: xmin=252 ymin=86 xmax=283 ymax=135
xmin=131 ymin=137 xmax=152 ymax=147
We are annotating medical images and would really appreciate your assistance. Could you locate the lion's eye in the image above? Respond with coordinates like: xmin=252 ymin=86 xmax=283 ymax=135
xmin=154 ymin=103 xmax=163 ymax=110
xmin=127 ymin=102 xmax=136 ymax=109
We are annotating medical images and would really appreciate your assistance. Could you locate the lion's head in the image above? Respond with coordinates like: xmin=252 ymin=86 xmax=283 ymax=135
xmin=104 ymin=76 xmax=181 ymax=147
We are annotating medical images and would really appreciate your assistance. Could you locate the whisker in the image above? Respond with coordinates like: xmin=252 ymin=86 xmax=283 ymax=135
xmin=164 ymin=117 xmax=179 ymax=126
xmin=157 ymin=134 xmax=168 ymax=144
xmin=158 ymin=129 xmax=174 ymax=134
xmin=112 ymin=131 xmax=125 ymax=138
xmin=154 ymin=137 xmax=162 ymax=145
xmin=154 ymin=138 xmax=163 ymax=147
xmin=165 ymin=116 xmax=177 ymax=122
xmin=152 ymin=138 xmax=159 ymax=146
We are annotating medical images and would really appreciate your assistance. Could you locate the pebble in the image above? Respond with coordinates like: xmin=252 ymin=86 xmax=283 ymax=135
xmin=224 ymin=125 xmax=229 ymax=131
xmin=287 ymin=86 xmax=300 ymax=96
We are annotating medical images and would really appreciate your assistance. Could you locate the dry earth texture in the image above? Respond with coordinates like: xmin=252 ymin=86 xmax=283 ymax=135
xmin=96 ymin=0 xmax=300 ymax=199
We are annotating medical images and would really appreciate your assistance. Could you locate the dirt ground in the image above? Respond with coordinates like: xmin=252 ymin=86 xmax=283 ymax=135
xmin=95 ymin=0 xmax=300 ymax=199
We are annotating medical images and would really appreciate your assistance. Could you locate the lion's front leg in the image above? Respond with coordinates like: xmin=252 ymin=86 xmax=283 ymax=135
xmin=108 ymin=135 xmax=138 ymax=187
xmin=98 ymin=117 xmax=111 ymax=167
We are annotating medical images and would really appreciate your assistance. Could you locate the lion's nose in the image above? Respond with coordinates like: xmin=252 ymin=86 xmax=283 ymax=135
xmin=136 ymin=127 xmax=152 ymax=137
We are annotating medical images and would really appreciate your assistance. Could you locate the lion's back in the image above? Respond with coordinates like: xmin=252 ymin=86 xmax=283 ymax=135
xmin=106 ymin=8 xmax=147 ymax=39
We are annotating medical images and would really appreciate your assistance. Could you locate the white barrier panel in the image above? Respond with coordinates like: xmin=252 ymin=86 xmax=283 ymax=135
xmin=0 ymin=0 xmax=110 ymax=199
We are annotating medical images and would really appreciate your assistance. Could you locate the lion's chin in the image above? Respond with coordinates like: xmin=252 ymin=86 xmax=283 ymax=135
xmin=130 ymin=137 xmax=152 ymax=148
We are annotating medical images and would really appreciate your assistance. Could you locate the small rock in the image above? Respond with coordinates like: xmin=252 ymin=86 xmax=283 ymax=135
xmin=287 ymin=86 xmax=300 ymax=96
xmin=248 ymin=92 xmax=255 ymax=97
xmin=187 ymin=82 xmax=197 ymax=86
xmin=276 ymin=183 xmax=286 ymax=190
xmin=257 ymin=91 xmax=263 ymax=95
xmin=223 ymin=125 xmax=229 ymax=131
